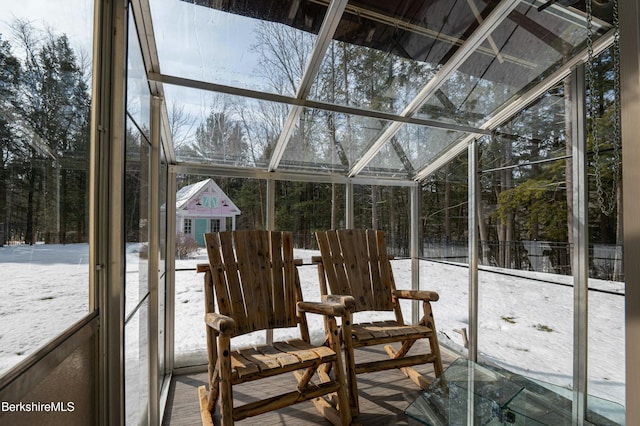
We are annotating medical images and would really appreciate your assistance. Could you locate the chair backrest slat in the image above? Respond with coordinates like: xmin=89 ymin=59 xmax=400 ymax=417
xmin=373 ymin=230 xmax=395 ymax=311
xmin=338 ymin=229 xmax=374 ymax=310
xmin=205 ymin=230 xmax=299 ymax=336
xmin=270 ymin=232 xmax=286 ymax=326
xmin=282 ymin=232 xmax=298 ymax=322
xmin=316 ymin=229 xmax=395 ymax=313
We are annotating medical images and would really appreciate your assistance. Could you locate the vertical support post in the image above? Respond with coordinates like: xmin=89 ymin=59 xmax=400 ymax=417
xmin=148 ymin=95 xmax=161 ymax=426
xmin=410 ymin=183 xmax=420 ymax=325
xmin=266 ymin=178 xmax=275 ymax=345
xmin=91 ymin=0 xmax=128 ymax=423
xmin=166 ymin=166 xmax=177 ymax=379
xmin=266 ymin=178 xmax=276 ymax=230
xmin=570 ymin=64 xmax=588 ymax=425
xmin=619 ymin=2 xmax=640 ymax=423
xmin=468 ymin=140 xmax=479 ymax=363
xmin=345 ymin=182 xmax=354 ymax=229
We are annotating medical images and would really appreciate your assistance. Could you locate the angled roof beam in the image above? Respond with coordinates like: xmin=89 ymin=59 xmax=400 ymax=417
xmin=267 ymin=0 xmax=349 ymax=172
xmin=348 ymin=0 xmax=521 ymax=178
xmin=413 ymin=29 xmax=615 ymax=181
xmin=132 ymin=0 xmax=177 ymax=163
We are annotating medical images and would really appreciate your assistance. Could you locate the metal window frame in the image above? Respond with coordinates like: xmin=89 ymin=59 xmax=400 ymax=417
xmin=570 ymin=63 xmax=588 ymax=426
xmin=467 ymin=140 xmax=479 ymax=363
xmin=619 ymin=1 xmax=640 ymax=423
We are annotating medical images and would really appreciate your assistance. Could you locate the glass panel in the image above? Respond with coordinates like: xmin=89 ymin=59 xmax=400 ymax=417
xmin=174 ymin=175 xmax=266 ymax=368
xmin=125 ymin=299 xmax=149 ymax=425
xmin=586 ymin=47 xmax=624 ymax=413
xmin=0 ymin=0 xmax=93 ymax=376
xmin=308 ymin=1 xmax=496 ymax=114
xmin=150 ymin=0 xmax=324 ymax=96
xmin=484 ymin=83 xmax=567 ymax=171
xmin=125 ymin=118 xmax=150 ymax=319
xmin=477 ymin=83 xmax=573 ymax=392
xmin=127 ymin=9 xmax=151 ymax=138
xmin=417 ymin=1 xmax=608 ymax=126
xmin=406 ymin=358 xmax=623 ymax=425
xmin=353 ymin=185 xmax=410 ymax=252
xmin=278 ymin=109 xmax=372 ymax=174
xmin=351 ymin=123 xmax=468 ymax=179
xmin=359 ymin=142 xmax=407 ymax=178
xmin=420 ymin=151 xmax=469 ymax=354
xmin=274 ymin=181 xmax=345 ymax=249
xmin=167 ymin=84 xmax=290 ymax=168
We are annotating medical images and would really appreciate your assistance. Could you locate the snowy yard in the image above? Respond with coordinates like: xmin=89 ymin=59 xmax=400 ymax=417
xmin=0 ymin=243 xmax=625 ymax=410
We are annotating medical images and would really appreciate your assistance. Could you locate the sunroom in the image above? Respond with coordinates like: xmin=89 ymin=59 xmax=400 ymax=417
xmin=0 ymin=0 xmax=639 ymax=424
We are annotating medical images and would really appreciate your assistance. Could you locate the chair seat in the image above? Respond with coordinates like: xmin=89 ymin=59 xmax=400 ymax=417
xmin=349 ymin=321 xmax=434 ymax=347
xmin=230 ymin=339 xmax=337 ymax=383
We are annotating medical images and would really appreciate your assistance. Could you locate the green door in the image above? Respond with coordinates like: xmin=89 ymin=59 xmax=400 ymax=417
xmin=195 ymin=219 xmax=207 ymax=247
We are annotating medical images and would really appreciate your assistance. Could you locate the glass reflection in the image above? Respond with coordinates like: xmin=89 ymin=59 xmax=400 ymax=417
xmin=166 ymin=84 xmax=289 ymax=168
xmin=150 ymin=0 xmax=324 ymax=96
xmin=125 ymin=118 xmax=150 ymax=319
xmin=308 ymin=0 xmax=496 ymax=114
xmin=0 ymin=0 xmax=93 ymax=376
xmin=124 ymin=299 xmax=149 ymax=425
xmin=279 ymin=109 xmax=385 ymax=173
xmin=418 ymin=1 xmax=608 ymax=126
xmin=481 ymin=82 xmax=566 ymax=171
xmin=127 ymin=9 xmax=151 ymax=138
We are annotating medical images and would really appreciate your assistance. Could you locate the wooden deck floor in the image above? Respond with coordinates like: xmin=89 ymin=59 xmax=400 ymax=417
xmin=162 ymin=342 xmax=459 ymax=426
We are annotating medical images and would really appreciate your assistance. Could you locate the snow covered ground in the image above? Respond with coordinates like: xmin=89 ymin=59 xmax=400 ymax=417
xmin=1 ymin=243 xmax=625 ymax=411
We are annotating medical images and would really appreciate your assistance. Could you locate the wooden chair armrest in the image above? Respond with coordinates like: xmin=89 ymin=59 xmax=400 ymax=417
xmin=297 ymin=301 xmax=346 ymax=317
xmin=311 ymin=255 xmax=323 ymax=264
xmin=205 ymin=312 xmax=236 ymax=335
xmin=320 ymin=294 xmax=356 ymax=311
xmin=393 ymin=289 xmax=439 ymax=302
xmin=294 ymin=258 xmax=303 ymax=266
xmin=197 ymin=263 xmax=210 ymax=273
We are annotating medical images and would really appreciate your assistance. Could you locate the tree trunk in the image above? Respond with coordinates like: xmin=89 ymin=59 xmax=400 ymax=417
xmin=371 ymin=186 xmax=378 ymax=230
xmin=476 ymin=173 xmax=491 ymax=265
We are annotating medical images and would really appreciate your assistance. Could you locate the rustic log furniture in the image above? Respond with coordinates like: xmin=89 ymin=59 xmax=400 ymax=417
xmin=197 ymin=230 xmax=352 ymax=426
xmin=314 ymin=229 xmax=444 ymax=416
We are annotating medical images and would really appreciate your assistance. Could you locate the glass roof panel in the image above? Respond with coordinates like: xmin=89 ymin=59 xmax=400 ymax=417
xmin=307 ymin=0 xmax=496 ymax=115
xmin=394 ymin=124 xmax=468 ymax=172
xmin=279 ymin=109 xmax=386 ymax=173
xmin=166 ymin=84 xmax=291 ymax=167
xmin=150 ymin=0 xmax=325 ymax=96
xmin=481 ymin=82 xmax=567 ymax=171
xmin=359 ymin=143 xmax=409 ymax=178
xmin=417 ymin=0 xmax=609 ymax=126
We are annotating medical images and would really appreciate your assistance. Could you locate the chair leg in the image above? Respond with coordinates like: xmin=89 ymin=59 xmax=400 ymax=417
xmin=383 ymin=345 xmax=432 ymax=389
xmin=327 ymin=316 xmax=352 ymax=425
xmin=198 ymin=386 xmax=215 ymax=426
xmin=341 ymin=313 xmax=359 ymax=417
xmin=428 ymin=333 xmax=444 ymax=377
xmin=218 ymin=335 xmax=233 ymax=426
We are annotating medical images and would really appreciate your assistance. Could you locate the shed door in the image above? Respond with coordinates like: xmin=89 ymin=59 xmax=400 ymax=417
xmin=195 ymin=219 xmax=207 ymax=247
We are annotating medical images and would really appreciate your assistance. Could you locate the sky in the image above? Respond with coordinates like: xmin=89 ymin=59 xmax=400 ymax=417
xmin=0 ymin=242 xmax=625 ymax=424
xmin=0 ymin=0 xmax=93 ymax=60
